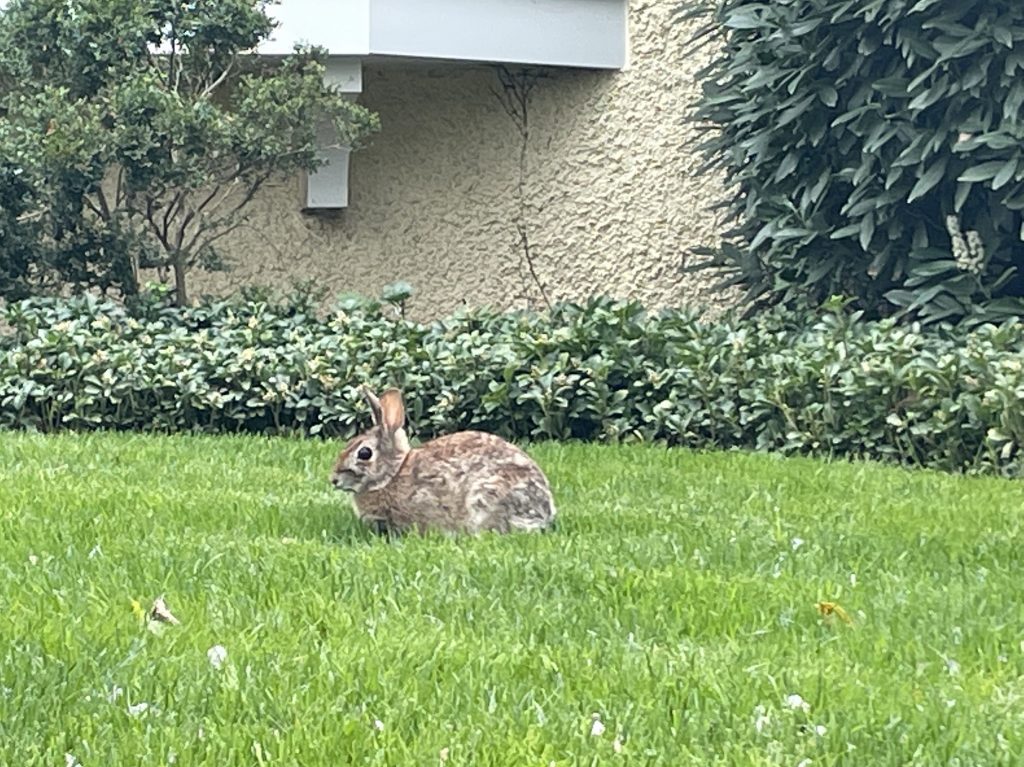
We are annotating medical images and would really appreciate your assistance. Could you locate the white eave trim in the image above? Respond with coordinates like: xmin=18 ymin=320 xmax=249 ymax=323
xmin=260 ymin=0 xmax=628 ymax=71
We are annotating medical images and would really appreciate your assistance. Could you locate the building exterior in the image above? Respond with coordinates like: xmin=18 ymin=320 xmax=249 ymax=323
xmin=196 ymin=0 xmax=727 ymax=317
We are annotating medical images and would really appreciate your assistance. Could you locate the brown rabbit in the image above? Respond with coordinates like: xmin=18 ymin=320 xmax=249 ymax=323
xmin=330 ymin=387 xmax=557 ymax=534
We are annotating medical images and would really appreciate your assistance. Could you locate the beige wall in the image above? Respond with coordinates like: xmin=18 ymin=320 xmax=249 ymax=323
xmin=197 ymin=1 xmax=728 ymax=318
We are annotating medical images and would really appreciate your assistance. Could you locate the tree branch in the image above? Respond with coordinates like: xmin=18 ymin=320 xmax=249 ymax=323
xmin=202 ymin=58 xmax=235 ymax=98
xmin=492 ymin=65 xmax=551 ymax=310
xmin=181 ymin=174 xmax=269 ymax=256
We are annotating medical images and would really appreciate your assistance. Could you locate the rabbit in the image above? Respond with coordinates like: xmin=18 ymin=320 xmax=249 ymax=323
xmin=330 ymin=387 xmax=557 ymax=535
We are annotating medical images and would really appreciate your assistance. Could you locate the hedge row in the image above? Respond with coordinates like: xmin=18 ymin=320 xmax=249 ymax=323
xmin=2 ymin=292 xmax=1023 ymax=475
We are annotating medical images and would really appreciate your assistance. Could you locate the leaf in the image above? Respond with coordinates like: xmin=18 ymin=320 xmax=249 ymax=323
xmin=907 ymin=157 xmax=949 ymax=202
xmin=775 ymin=152 xmax=800 ymax=182
xmin=993 ymin=25 xmax=1014 ymax=49
xmin=831 ymin=105 xmax=874 ymax=126
xmin=908 ymin=75 xmax=950 ymax=112
xmin=908 ymin=259 xmax=959 ymax=278
xmin=958 ymin=161 xmax=1008 ymax=182
xmin=872 ymin=77 xmax=911 ymax=96
xmin=723 ymin=9 xmax=766 ymax=29
xmin=818 ymin=86 xmax=839 ymax=107
xmin=954 ymin=181 xmax=972 ymax=212
xmin=859 ymin=214 xmax=876 ymax=251
xmin=1005 ymin=81 xmax=1024 ymax=122
xmin=816 ymin=601 xmax=853 ymax=625
xmin=777 ymin=95 xmax=817 ymax=128
xmin=991 ymin=158 xmax=1018 ymax=191
xmin=790 ymin=18 xmax=824 ymax=36
xmin=830 ymin=223 xmax=861 ymax=240
xmin=774 ymin=227 xmax=815 ymax=240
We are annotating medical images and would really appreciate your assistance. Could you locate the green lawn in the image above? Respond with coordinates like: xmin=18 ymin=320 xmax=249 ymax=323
xmin=1 ymin=433 xmax=1022 ymax=766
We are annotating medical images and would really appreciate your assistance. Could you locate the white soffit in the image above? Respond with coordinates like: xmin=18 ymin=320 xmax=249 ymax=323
xmin=261 ymin=0 xmax=628 ymax=70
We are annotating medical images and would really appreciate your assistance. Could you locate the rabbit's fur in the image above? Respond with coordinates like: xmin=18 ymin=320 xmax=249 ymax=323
xmin=330 ymin=388 xmax=556 ymax=534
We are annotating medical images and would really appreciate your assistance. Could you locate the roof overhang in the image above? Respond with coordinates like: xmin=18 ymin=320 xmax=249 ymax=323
xmin=259 ymin=0 xmax=629 ymax=70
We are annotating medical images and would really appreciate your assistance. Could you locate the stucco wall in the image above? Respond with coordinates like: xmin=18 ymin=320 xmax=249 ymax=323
xmin=195 ymin=0 xmax=729 ymax=317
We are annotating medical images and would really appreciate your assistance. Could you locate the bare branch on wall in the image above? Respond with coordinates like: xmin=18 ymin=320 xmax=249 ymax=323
xmin=492 ymin=65 xmax=552 ymax=311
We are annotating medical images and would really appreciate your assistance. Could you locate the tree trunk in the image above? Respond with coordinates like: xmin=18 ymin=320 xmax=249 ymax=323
xmin=172 ymin=256 xmax=189 ymax=307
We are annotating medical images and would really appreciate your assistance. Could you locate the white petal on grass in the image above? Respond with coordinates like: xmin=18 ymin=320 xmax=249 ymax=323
xmin=127 ymin=702 xmax=149 ymax=717
xmin=64 ymin=755 xmax=79 ymax=767
xmin=590 ymin=713 xmax=606 ymax=737
xmin=107 ymin=685 xmax=124 ymax=703
xmin=790 ymin=537 xmax=805 ymax=551
xmin=849 ymin=572 xmax=857 ymax=587
xmin=753 ymin=705 xmax=771 ymax=734
xmin=373 ymin=719 xmax=385 ymax=732
xmin=815 ymin=724 xmax=828 ymax=736
xmin=945 ymin=658 xmax=960 ymax=676
xmin=796 ymin=759 xmax=812 ymax=767
xmin=28 ymin=554 xmax=39 ymax=566
xmin=612 ymin=737 xmax=623 ymax=754
xmin=207 ymin=645 xmax=228 ymax=669
xmin=785 ymin=694 xmax=811 ymax=713
xmin=88 ymin=545 xmax=102 ymax=559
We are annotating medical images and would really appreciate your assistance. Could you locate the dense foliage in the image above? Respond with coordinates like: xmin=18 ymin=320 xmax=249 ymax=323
xmin=684 ymin=0 xmax=1024 ymax=325
xmin=2 ymin=291 xmax=1023 ymax=476
xmin=0 ymin=0 xmax=379 ymax=304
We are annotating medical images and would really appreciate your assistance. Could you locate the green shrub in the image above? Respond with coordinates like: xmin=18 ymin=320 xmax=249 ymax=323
xmin=684 ymin=0 xmax=1024 ymax=325
xmin=2 ymin=291 xmax=1024 ymax=476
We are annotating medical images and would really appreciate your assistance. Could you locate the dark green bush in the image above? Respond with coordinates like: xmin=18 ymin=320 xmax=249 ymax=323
xmin=0 ymin=161 xmax=43 ymax=302
xmin=684 ymin=0 xmax=1024 ymax=325
xmin=2 ymin=291 xmax=1024 ymax=476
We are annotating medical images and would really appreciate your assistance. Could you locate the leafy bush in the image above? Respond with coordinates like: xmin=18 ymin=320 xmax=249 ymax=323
xmin=0 ymin=0 xmax=379 ymax=305
xmin=684 ymin=0 xmax=1024 ymax=325
xmin=0 ymin=161 xmax=43 ymax=301
xmin=2 ymin=291 xmax=1024 ymax=476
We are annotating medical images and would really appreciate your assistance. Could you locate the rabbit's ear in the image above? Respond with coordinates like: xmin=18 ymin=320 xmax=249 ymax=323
xmin=360 ymin=386 xmax=383 ymax=426
xmin=379 ymin=388 xmax=406 ymax=433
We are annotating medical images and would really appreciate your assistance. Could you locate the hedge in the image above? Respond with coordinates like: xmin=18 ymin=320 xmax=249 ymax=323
xmin=2 ymin=291 xmax=1023 ymax=476
xmin=684 ymin=0 xmax=1024 ymax=325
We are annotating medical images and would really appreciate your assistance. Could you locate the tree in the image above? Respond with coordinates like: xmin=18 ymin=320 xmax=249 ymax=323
xmin=0 ymin=0 xmax=379 ymax=305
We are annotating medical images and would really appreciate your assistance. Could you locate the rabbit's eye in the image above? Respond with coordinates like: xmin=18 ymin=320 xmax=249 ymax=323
xmin=357 ymin=446 xmax=373 ymax=461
